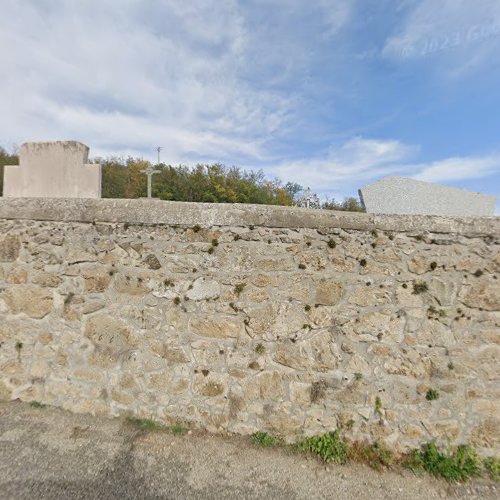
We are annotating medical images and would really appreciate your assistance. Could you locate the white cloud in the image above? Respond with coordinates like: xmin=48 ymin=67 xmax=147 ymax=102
xmin=270 ymin=137 xmax=500 ymax=202
xmin=270 ymin=137 xmax=418 ymax=189
xmin=0 ymin=0 xmax=352 ymax=164
xmin=412 ymin=155 xmax=500 ymax=183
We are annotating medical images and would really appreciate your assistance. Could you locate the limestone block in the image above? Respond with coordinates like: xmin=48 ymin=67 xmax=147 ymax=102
xmin=0 ymin=235 xmax=20 ymax=262
xmin=315 ymin=280 xmax=344 ymax=306
xmin=4 ymin=285 xmax=53 ymax=318
xmin=185 ymin=277 xmax=221 ymax=301
xmin=84 ymin=314 xmax=137 ymax=355
xmin=462 ymin=281 xmax=500 ymax=311
xmin=189 ymin=316 xmax=244 ymax=338
xmin=3 ymin=141 xmax=101 ymax=198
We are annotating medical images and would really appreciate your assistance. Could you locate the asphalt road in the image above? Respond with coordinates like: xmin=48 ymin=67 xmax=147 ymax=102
xmin=0 ymin=401 xmax=497 ymax=500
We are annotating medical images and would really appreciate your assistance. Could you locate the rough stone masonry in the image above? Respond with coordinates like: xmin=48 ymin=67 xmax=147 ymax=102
xmin=0 ymin=198 xmax=498 ymax=456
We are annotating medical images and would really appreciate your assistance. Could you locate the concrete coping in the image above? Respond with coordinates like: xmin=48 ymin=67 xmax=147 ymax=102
xmin=0 ymin=198 xmax=498 ymax=237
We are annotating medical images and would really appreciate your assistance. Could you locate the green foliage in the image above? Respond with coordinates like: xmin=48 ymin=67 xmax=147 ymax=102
xmin=406 ymin=442 xmax=481 ymax=482
xmin=322 ymin=197 xmax=365 ymax=212
xmin=483 ymin=457 xmax=500 ymax=481
xmin=426 ymin=389 xmax=439 ymax=401
xmin=251 ymin=432 xmax=279 ymax=447
xmin=327 ymin=239 xmax=337 ymax=249
xmin=30 ymin=401 xmax=46 ymax=409
xmin=234 ymin=283 xmax=246 ymax=296
xmin=296 ymin=431 xmax=348 ymax=464
xmin=99 ymin=158 xmax=300 ymax=206
xmin=127 ymin=417 xmax=162 ymax=431
xmin=170 ymin=424 xmax=188 ymax=435
xmin=255 ymin=343 xmax=266 ymax=354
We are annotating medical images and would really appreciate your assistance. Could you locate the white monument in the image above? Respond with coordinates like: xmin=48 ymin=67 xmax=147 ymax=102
xmin=3 ymin=141 xmax=101 ymax=198
xmin=359 ymin=177 xmax=497 ymax=216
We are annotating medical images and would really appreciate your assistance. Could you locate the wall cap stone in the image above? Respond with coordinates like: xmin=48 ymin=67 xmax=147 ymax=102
xmin=0 ymin=198 xmax=498 ymax=236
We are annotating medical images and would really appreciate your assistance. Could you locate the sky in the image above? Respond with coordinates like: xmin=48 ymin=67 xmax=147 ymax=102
xmin=0 ymin=0 xmax=499 ymax=212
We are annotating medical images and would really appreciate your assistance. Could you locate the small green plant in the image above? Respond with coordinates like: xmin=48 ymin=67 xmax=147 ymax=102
xmin=473 ymin=269 xmax=484 ymax=278
xmin=298 ymin=263 xmax=306 ymax=270
xmin=192 ymin=225 xmax=201 ymax=233
xmin=375 ymin=396 xmax=383 ymax=417
xmin=207 ymin=246 xmax=215 ymax=254
xmin=426 ymin=389 xmax=439 ymax=401
xmin=483 ymin=457 xmax=500 ymax=481
xmin=128 ymin=417 xmax=161 ymax=431
xmin=251 ymin=432 xmax=279 ymax=447
xmin=170 ymin=424 xmax=188 ymax=435
xmin=306 ymin=241 xmax=312 ymax=247
xmin=413 ymin=281 xmax=429 ymax=294
xmin=415 ymin=234 xmax=424 ymax=241
xmin=304 ymin=304 xmax=311 ymax=312
xmin=447 ymin=361 xmax=455 ymax=370
xmin=354 ymin=373 xmax=363 ymax=381
xmin=405 ymin=442 xmax=481 ymax=482
xmin=327 ymin=239 xmax=337 ymax=249
xmin=234 ymin=234 xmax=241 ymax=241
xmin=64 ymin=292 xmax=74 ymax=305
xmin=296 ymin=431 xmax=348 ymax=464
xmin=30 ymin=401 xmax=46 ymax=409
xmin=359 ymin=259 xmax=367 ymax=267
xmin=173 ymin=297 xmax=181 ymax=306
xmin=163 ymin=279 xmax=174 ymax=287
xmin=211 ymin=238 xmax=219 ymax=247
xmin=430 ymin=262 xmax=438 ymax=271
xmin=234 ymin=283 xmax=246 ymax=296
xmin=255 ymin=343 xmax=266 ymax=354
xmin=15 ymin=341 xmax=23 ymax=351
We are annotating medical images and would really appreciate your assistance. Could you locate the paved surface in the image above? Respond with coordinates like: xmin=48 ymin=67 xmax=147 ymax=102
xmin=0 ymin=401 xmax=497 ymax=500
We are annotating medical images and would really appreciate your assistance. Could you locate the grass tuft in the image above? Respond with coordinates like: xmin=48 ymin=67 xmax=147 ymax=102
xmin=405 ymin=442 xmax=481 ymax=482
xmin=251 ymin=432 xmax=279 ymax=447
xmin=295 ymin=431 xmax=348 ymax=464
xmin=127 ymin=417 xmax=162 ymax=431
xmin=30 ymin=401 xmax=46 ymax=409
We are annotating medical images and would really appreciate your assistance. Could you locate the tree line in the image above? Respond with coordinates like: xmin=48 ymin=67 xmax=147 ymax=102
xmin=0 ymin=146 xmax=364 ymax=211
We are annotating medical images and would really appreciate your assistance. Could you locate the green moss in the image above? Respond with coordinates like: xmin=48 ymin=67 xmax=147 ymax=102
xmin=127 ymin=417 xmax=162 ymax=431
xmin=327 ymin=239 xmax=337 ymax=249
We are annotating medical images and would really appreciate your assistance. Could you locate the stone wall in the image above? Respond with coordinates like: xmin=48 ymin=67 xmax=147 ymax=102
xmin=0 ymin=199 xmax=499 ymax=455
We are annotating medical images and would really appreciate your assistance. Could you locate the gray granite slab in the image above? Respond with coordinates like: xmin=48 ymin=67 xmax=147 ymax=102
xmin=359 ymin=176 xmax=497 ymax=216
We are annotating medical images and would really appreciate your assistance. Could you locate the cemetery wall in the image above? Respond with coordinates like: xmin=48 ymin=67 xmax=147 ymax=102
xmin=0 ymin=198 xmax=499 ymax=455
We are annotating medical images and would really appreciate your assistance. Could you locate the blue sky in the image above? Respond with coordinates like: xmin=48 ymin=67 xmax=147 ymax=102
xmin=0 ymin=0 xmax=499 ymax=212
